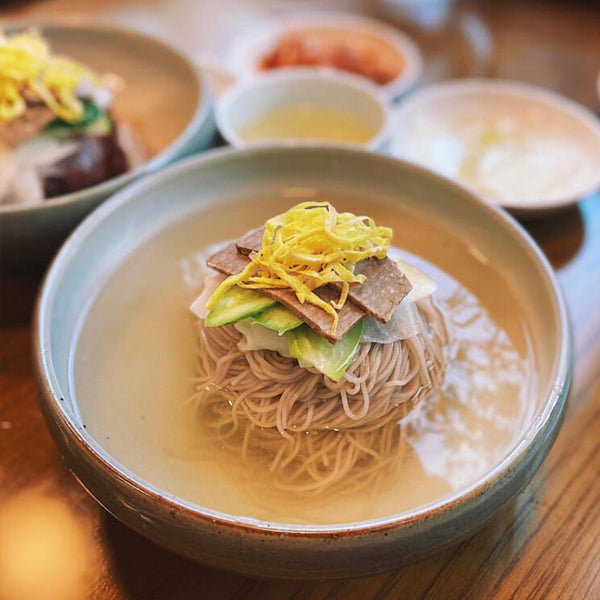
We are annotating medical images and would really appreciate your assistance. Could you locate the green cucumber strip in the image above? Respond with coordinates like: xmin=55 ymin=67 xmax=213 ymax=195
xmin=205 ymin=286 xmax=276 ymax=327
xmin=44 ymin=100 xmax=111 ymax=136
xmin=288 ymin=320 xmax=364 ymax=382
xmin=252 ymin=304 xmax=303 ymax=334
xmin=80 ymin=114 xmax=112 ymax=136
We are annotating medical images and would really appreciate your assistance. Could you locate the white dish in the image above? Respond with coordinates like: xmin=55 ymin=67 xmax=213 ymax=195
xmin=389 ymin=79 xmax=600 ymax=214
xmin=227 ymin=11 xmax=422 ymax=99
xmin=216 ymin=69 xmax=390 ymax=150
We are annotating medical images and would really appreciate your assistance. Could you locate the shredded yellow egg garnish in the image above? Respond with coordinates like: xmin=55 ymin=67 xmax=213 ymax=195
xmin=0 ymin=29 xmax=98 ymax=123
xmin=207 ymin=201 xmax=392 ymax=333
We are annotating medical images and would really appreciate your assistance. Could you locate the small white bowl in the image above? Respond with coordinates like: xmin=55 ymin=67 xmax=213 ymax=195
xmin=389 ymin=79 xmax=600 ymax=214
xmin=227 ymin=11 xmax=422 ymax=99
xmin=216 ymin=69 xmax=390 ymax=151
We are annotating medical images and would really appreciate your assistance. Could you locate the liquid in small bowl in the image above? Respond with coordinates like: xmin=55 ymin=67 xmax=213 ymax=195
xmin=217 ymin=70 xmax=389 ymax=150
xmin=239 ymin=103 xmax=377 ymax=144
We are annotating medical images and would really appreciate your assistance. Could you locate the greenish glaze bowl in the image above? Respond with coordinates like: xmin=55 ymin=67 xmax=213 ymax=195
xmin=0 ymin=22 xmax=215 ymax=267
xmin=34 ymin=146 xmax=571 ymax=579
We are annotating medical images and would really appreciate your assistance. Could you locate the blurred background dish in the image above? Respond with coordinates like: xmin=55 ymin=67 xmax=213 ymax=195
xmin=216 ymin=70 xmax=390 ymax=150
xmin=226 ymin=11 xmax=423 ymax=99
xmin=0 ymin=22 xmax=215 ymax=268
xmin=194 ymin=53 xmax=236 ymax=99
xmin=389 ymin=79 xmax=600 ymax=214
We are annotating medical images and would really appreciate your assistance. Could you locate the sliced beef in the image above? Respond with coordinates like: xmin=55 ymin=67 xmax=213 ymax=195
xmin=235 ymin=226 xmax=412 ymax=322
xmin=207 ymin=243 xmax=364 ymax=343
xmin=43 ymin=126 xmax=128 ymax=199
xmin=236 ymin=227 xmax=264 ymax=255
xmin=206 ymin=243 xmax=251 ymax=276
xmin=262 ymin=286 xmax=364 ymax=344
xmin=330 ymin=257 xmax=412 ymax=323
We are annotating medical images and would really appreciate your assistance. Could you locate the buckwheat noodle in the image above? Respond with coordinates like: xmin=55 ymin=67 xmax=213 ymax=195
xmin=190 ymin=296 xmax=448 ymax=497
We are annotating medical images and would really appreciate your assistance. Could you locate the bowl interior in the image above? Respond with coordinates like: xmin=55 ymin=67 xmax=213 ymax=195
xmin=29 ymin=23 xmax=201 ymax=160
xmin=218 ymin=72 xmax=386 ymax=147
xmin=391 ymin=81 xmax=600 ymax=210
xmin=38 ymin=147 xmax=566 ymax=529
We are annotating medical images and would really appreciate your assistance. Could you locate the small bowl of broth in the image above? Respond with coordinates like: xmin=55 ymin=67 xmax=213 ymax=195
xmin=216 ymin=70 xmax=390 ymax=150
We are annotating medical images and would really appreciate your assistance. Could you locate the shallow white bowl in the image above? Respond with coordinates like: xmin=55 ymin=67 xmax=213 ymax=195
xmin=34 ymin=146 xmax=571 ymax=579
xmin=0 ymin=22 xmax=216 ymax=267
xmin=216 ymin=69 xmax=390 ymax=150
xmin=227 ymin=11 xmax=422 ymax=99
xmin=389 ymin=79 xmax=600 ymax=214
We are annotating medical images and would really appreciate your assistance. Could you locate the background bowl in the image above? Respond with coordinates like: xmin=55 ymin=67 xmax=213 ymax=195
xmin=35 ymin=146 xmax=571 ymax=579
xmin=0 ymin=21 xmax=216 ymax=267
xmin=216 ymin=69 xmax=390 ymax=150
xmin=389 ymin=79 xmax=600 ymax=214
xmin=226 ymin=11 xmax=422 ymax=99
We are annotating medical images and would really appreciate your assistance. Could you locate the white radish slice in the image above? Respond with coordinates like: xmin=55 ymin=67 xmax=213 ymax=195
xmin=234 ymin=318 xmax=292 ymax=357
xmin=395 ymin=259 xmax=437 ymax=303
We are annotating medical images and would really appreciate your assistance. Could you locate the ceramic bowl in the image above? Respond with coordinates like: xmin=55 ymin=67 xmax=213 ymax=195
xmin=0 ymin=22 xmax=216 ymax=267
xmin=389 ymin=79 xmax=600 ymax=214
xmin=195 ymin=54 xmax=236 ymax=99
xmin=216 ymin=69 xmax=390 ymax=150
xmin=227 ymin=11 xmax=422 ymax=99
xmin=34 ymin=146 xmax=571 ymax=579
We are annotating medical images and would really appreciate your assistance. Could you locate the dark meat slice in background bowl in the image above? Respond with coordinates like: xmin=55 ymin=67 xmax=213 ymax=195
xmin=43 ymin=127 xmax=128 ymax=198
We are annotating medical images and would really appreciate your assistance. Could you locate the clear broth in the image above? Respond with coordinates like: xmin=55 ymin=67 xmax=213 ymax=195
xmin=72 ymin=194 xmax=536 ymax=524
xmin=239 ymin=104 xmax=376 ymax=145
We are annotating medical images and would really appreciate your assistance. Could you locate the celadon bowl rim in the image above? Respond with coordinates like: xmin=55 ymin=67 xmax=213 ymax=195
xmin=0 ymin=19 xmax=213 ymax=215
xmin=34 ymin=145 xmax=572 ymax=536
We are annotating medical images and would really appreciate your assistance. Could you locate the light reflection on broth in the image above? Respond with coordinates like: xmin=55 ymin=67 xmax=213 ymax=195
xmin=71 ymin=194 xmax=536 ymax=525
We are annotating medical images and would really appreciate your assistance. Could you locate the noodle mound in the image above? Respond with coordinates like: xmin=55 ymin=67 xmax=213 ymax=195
xmin=192 ymin=296 xmax=448 ymax=496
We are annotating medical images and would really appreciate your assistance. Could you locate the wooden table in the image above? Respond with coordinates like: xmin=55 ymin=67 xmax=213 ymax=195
xmin=1 ymin=1 xmax=599 ymax=598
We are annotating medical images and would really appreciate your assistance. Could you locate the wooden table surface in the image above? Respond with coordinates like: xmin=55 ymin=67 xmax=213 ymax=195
xmin=1 ymin=1 xmax=600 ymax=599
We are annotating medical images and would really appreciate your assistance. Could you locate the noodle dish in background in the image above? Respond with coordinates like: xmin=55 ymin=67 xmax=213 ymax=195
xmin=0 ymin=22 xmax=215 ymax=266
xmin=0 ymin=29 xmax=146 ymax=206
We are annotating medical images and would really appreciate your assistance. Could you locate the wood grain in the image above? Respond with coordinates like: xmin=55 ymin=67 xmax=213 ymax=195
xmin=1 ymin=1 xmax=599 ymax=598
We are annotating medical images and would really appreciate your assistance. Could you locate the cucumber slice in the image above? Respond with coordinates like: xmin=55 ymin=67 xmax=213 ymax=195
xmin=252 ymin=304 xmax=303 ymax=334
xmin=80 ymin=114 xmax=112 ymax=136
xmin=205 ymin=286 xmax=276 ymax=327
xmin=44 ymin=100 xmax=112 ymax=137
xmin=288 ymin=320 xmax=364 ymax=382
